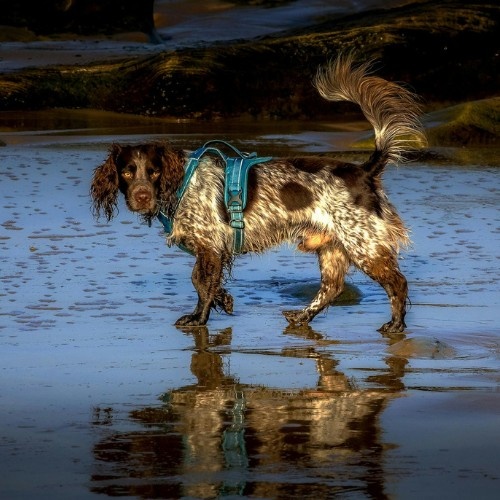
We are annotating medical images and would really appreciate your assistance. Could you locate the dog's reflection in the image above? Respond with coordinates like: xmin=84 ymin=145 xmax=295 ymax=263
xmin=91 ymin=326 xmax=408 ymax=498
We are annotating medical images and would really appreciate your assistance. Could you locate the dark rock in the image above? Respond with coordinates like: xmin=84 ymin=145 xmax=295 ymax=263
xmin=0 ymin=1 xmax=498 ymax=124
xmin=0 ymin=0 xmax=161 ymax=43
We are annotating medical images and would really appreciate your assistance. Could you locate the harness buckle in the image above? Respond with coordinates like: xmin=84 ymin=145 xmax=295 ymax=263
xmin=228 ymin=190 xmax=243 ymax=206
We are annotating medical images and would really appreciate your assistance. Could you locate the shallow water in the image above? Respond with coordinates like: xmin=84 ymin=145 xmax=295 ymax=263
xmin=0 ymin=113 xmax=499 ymax=499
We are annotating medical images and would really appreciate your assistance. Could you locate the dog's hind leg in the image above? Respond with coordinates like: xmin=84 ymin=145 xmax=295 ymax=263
xmin=175 ymin=249 xmax=229 ymax=327
xmin=283 ymin=245 xmax=350 ymax=326
xmin=358 ymin=254 xmax=408 ymax=333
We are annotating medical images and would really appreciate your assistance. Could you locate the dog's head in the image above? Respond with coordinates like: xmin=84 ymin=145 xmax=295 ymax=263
xmin=90 ymin=143 xmax=186 ymax=222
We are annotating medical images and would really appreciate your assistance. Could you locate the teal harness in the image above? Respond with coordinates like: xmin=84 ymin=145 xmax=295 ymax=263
xmin=157 ymin=140 xmax=272 ymax=254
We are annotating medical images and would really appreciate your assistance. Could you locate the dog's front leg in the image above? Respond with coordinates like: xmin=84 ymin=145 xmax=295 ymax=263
xmin=175 ymin=249 xmax=225 ymax=327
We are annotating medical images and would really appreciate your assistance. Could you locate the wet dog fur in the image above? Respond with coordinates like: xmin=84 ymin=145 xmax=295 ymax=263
xmin=90 ymin=55 xmax=425 ymax=333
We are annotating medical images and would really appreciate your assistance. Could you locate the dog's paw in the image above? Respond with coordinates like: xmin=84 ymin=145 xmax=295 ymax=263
xmin=282 ymin=309 xmax=311 ymax=326
xmin=175 ymin=314 xmax=207 ymax=327
xmin=378 ymin=319 xmax=406 ymax=334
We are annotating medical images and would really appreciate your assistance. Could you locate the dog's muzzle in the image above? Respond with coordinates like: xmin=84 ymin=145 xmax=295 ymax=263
xmin=129 ymin=184 xmax=155 ymax=212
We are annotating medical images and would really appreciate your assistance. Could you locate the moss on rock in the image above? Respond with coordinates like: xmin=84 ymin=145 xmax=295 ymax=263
xmin=425 ymin=98 xmax=500 ymax=146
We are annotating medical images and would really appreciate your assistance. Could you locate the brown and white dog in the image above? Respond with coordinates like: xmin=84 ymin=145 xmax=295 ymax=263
xmin=90 ymin=55 xmax=425 ymax=332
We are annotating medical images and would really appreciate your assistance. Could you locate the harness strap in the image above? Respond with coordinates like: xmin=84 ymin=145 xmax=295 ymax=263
xmin=158 ymin=140 xmax=272 ymax=255
xmin=225 ymin=156 xmax=272 ymax=253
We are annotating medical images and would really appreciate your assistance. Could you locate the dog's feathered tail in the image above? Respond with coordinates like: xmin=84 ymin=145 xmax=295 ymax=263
xmin=314 ymin=54 xmax=426 ymax=173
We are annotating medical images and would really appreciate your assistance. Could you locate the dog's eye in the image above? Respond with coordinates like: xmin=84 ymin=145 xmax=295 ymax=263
xmin=121 ymin=171 xmax=134 ymax=179
xmin=150 ymin=171 xmax=160 ymax=180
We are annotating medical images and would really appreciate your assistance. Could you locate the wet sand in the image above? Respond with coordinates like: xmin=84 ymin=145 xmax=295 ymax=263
xmin=0 ymin=113 xmax=499 ymax=498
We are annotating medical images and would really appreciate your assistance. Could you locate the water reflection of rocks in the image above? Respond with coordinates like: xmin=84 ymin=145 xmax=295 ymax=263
xmin=91 ymin=327 xmax=408 ymax=498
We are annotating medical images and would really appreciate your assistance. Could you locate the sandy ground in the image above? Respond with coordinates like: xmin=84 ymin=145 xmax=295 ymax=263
xmin=0 ymin=115 xmax=499 ymax=498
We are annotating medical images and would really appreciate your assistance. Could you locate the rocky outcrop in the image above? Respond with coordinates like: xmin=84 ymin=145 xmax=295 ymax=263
xmin=0 ymin=0 xmax=161 ymax=43
xmin=425 ymin=98 xmax=500 ymax=146
xmin=0 ymin=1 xmax=498 ymax=132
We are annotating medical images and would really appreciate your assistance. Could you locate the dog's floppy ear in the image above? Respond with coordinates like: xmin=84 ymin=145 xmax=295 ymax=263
xmin=90 ymin=144 xmax=121 ymax=221
xmin=158 ymin=146 xmax=188 ymax=209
